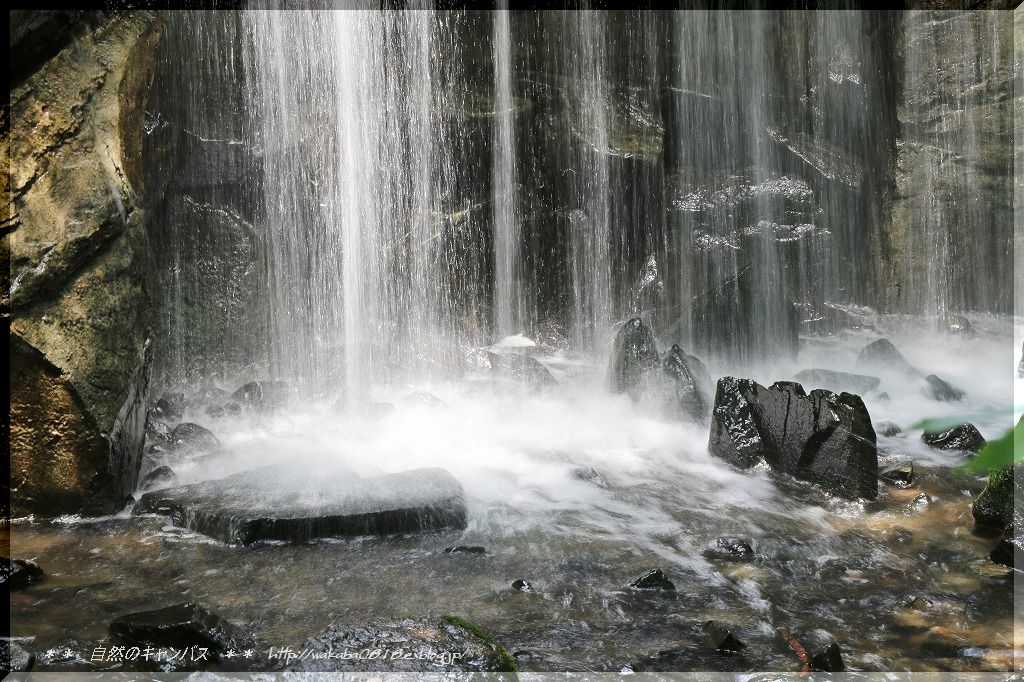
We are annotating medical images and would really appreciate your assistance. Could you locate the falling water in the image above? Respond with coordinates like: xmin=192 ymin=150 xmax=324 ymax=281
xmin=492 ymin=8 xmax=524 ymax=339
xmin=144 ymin=8 xmax=1014 ymax=390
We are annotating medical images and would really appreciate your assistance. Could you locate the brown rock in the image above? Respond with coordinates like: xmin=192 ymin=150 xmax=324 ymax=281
xmin=7 ymin=12 xmax=162 ymax=516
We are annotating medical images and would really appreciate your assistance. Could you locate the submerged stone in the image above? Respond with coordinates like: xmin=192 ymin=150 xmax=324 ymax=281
xmin=511 ymin=579 xmax=534 ymax=592
xmin=608 ymin=318 xmax=659 ymax=398
xmin=662 ymin=344 xmax=713 ymax=421
xmin=924 ymin=374 xmax=964 ymax=402
xmin=703 ymin=537 xmax=754 ymax=562
xmin=810 ymin=642 xmax=845 ymax=672
xmin=702 ymin=620 xmax=745 ymax=651
xmin=294 ymin=617 xmax=517 ymax=672
xmin=2 ymin=558 xmax=44 ymax=589
xmin=880 ymin=463 xmax=914 ymax=488
xmin=973 ymin=465 xmax=1020 ymax=531
xmin=572 ymin=467 xmax=610 ymax=488
xmin=135 ymin=466 xmax=467 ymax=545
xmin=921 ymin=423 xmax=986 ymax=454
xmin=628 ymin=568 xmax=675 ymax=591
xmin=445 ymin=545 xmax=486 ymax=555
xmin=109 ymin=602 xmax=254 ymax=659
xmin=793 ymin=368 xmax=880 ymax=395
xmin=708 ymin=377 xmax=878 ymax=500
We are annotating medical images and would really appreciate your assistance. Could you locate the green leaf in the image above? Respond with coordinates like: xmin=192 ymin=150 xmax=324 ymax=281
xmin=958 ymin=418 xmax=1024 ymax=473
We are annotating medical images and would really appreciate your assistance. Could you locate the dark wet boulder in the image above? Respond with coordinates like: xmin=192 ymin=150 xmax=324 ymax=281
xmin=486 ymin=352 xmax=556 ymax=388
xmin=628 ymin=568 xmax=675 ymax=591
xmin=662 ymin=344 xmax=713 ymax=420
xmin=877 ymin=421 xmax=902 ymax=437
xmin=941 ymin=315 xmax=973 ymax=336
xmin=168 ymin=422 xmax=220 ymax=455
xmin=921 ymin=423 xmax=986 ymax=454
xmin=1 ymin=641 xmax=35 ymax=672
xmin=608 ymin=318 xmax=659 ymax=398
xmin=708 ymin=377 xmax=878 ymax=500
xmin=793 ymin=368 xmax=880 ymax=394
xmin=703 ymin=537 xmax=754 ymax=562
xmin=810 ymin=641 xmax=845 ymax=672
xmin=153 ymin=392 xmax=187 ymax=420
xmin=973 ymin=465 xmax=1020 ymax=532
xmin=136 ymin=465 xmax=467 ymax=544
xmin=924 ymin=374 xmax=964 ymax=402
xmin=293 ymin=617 xmax=517 ymax=672
xmin=2 ymin=557 xmax=44 ymax=589
xmin=511 ymin=579 xmax=533 ymax=592
xmin=109 ymin=602 xmax=254 ymax=660
xmin=205 ymin=401 xmax=242 ymax=418
xmin=989 ymin=536 xmax=1021 ymax=568
xmin=856 ymin=338 xmax=918 ymax=375
xmin=145 ymin=415 xmax=172 ymax=443
xmin=880 ymin=463 xmax=914 ymax=488
xmin=572 ymin=467 xmax=610 ymax=488
xmin=140 ymin=465 xmax=176 ymax=491
xmin=702 ymin=620 xmax=745 ymax=651
xmin=445 ymin=545 xmax=486 ymax=555
xmin=232 ymin=380 xmax=290 ymax=409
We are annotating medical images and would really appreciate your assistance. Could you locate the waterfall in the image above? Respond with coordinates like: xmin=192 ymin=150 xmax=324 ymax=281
xmin=143 ymin=9 xmax=1014 ymax=392
xmin=492 ymin=8 xmax=524 ymax=339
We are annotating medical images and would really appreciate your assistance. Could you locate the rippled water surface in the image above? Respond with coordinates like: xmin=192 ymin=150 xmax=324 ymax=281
xmin=9 ymin=317 xmax=1021 ymax=672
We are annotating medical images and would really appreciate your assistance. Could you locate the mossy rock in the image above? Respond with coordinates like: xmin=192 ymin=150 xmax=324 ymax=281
xmin=972 ymin=464 xmax=1021 ymax=532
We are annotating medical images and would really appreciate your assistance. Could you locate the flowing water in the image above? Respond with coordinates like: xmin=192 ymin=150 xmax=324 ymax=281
xmin=9 ymin=7 xmax=1019 ymax=674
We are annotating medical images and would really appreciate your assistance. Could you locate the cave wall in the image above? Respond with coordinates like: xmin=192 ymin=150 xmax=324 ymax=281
xmin=6 ymin=11 xmax=162 ymax=516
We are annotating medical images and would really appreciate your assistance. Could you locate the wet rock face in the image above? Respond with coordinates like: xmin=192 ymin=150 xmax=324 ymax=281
xmin=8 ymin=12 xmax=162 ymax=517
xmin=135 ymin=465 xmax=467 ymax=544
xmin=608 ymin=318 xmax=659 ymax=398
xmin=921 ymin=424 xmax=986 ymax=454
xmin=708 ymin=377 xmax=878 ymax=500
xmin=109 ymin=602 xmax=255 ymax=662
xmin=973 ymin=464 xmax=1020 ymax=532
xmin=293 ymin=618 xmax=516 ymax=672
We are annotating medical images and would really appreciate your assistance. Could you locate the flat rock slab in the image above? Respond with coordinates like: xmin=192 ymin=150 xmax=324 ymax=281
xmin=135 ymin=466 xmax=466 ymax=544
